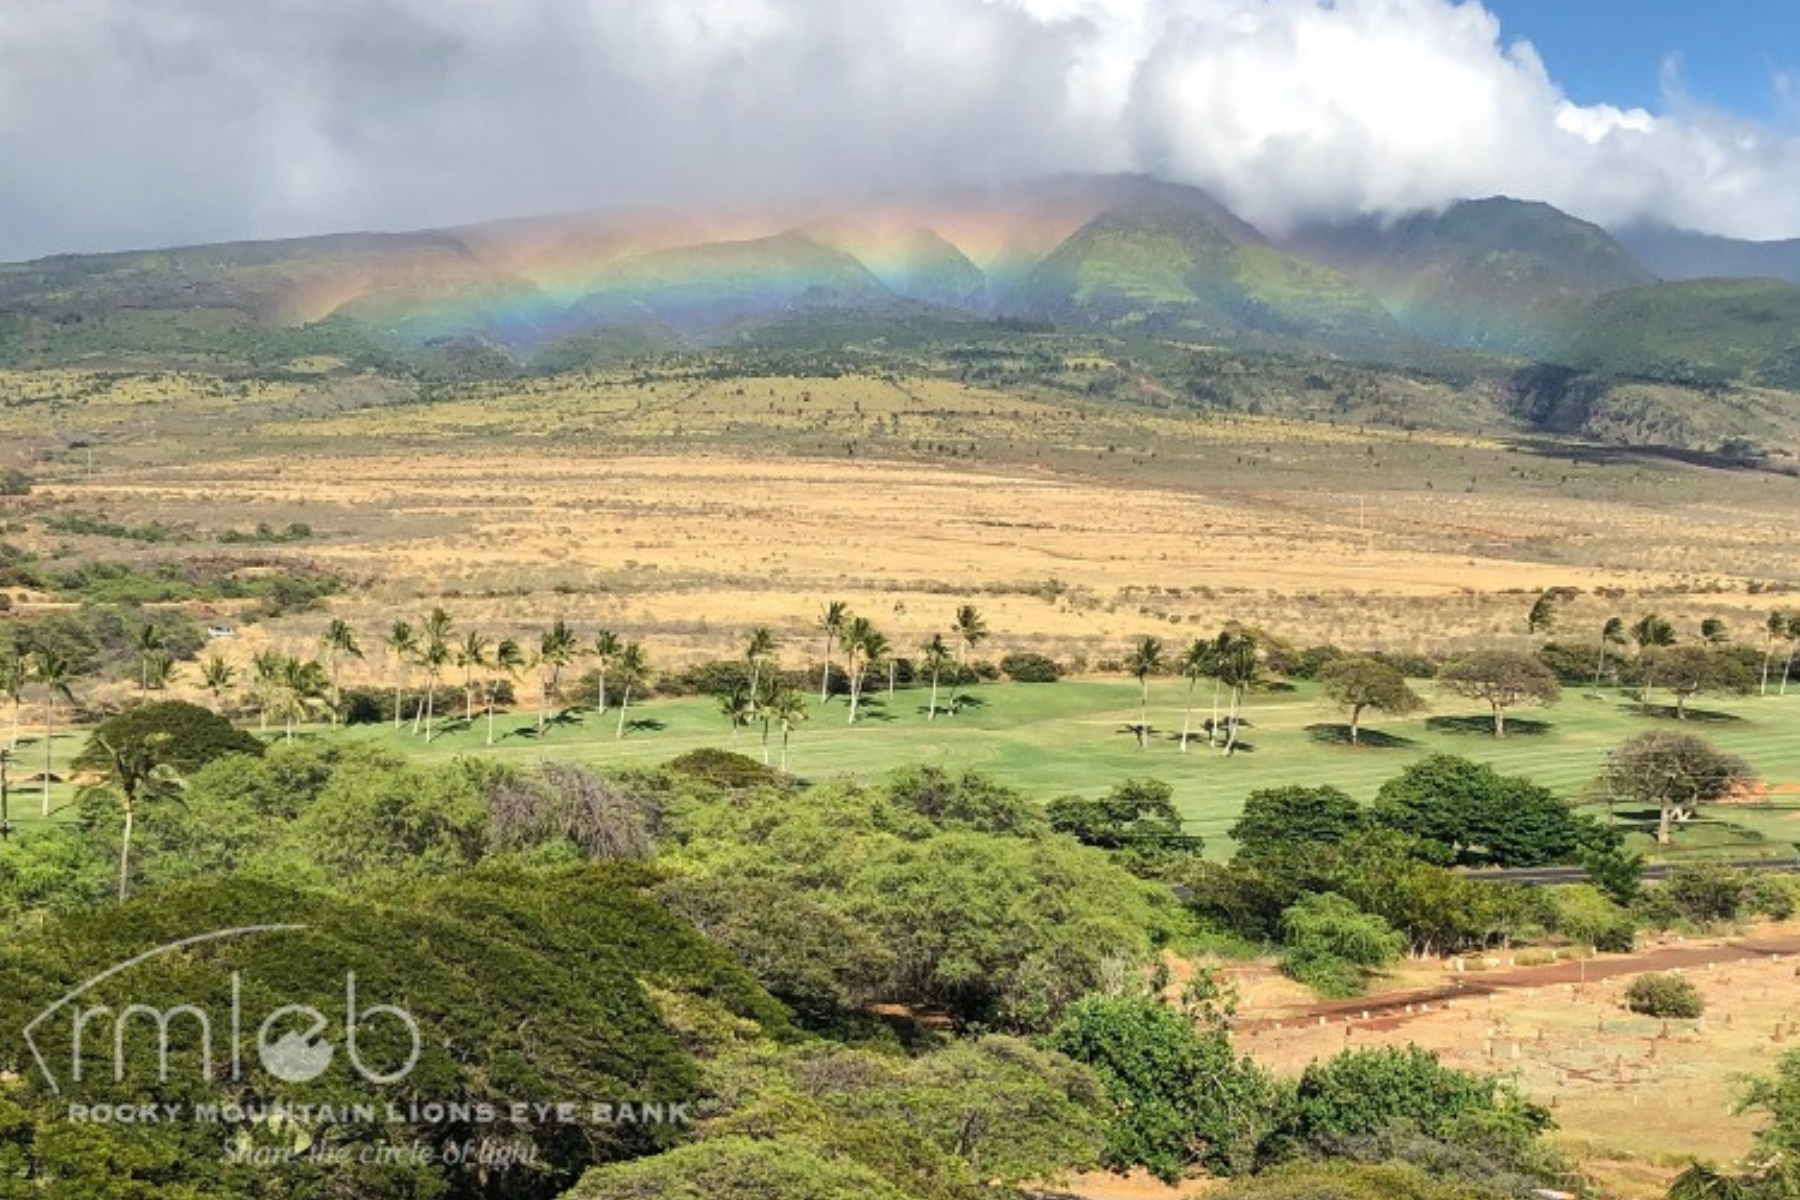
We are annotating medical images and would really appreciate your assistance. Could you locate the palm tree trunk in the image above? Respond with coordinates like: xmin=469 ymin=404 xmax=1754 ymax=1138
xmin=1783 ymin=646 xmax=1795 ymax=696
xmin=596 ymin=669 xmax=607 ymax=714
xmin=394 ymin=665 xmax=406 ymax=730
xmin=616 ymin=686 xmax=631 ymax=740
xmin=118 ymin=802 xmax=135 ymax=902
xmin=848 ymin=660 xmax=861 ymax=725
xmin=464 ymin=669 xmax=475 ymax=721
xmin=1181 ymin=679 xmax=1194 ymax=752
xmin=1762 ymin=640 xmax=1775 ymax=696
xmin=1594 ymin=641 xmax=1609 ymax=693
xmin=424 ymin=682 xmax=435 ymax=743
xmin=928 ymin=668 xmax=939 ymax=721
xmin=1139 ymin=679 xmax=1149 ymax=749
xmin=1223 ymin=687 xmax=1242 ymax=756
xmin=41 ymin=702 xmax=53 ymax=817
xmin=1208 ymin=678 xmax=1221 ymax=748
xmin=887 ymin=661 xmax=895 ymax=701
xmin=781 ymin=728 xmax=791 ymax=772
xmin=1492 ymin=703 xmax=1506 ymax=738
xmin=761 ymin=720 xmax=772 ymax=765
xmin=486 ymin=693 xmax=496 ymax=745
xmin=819 ymin=634 xmax=834 ymax=704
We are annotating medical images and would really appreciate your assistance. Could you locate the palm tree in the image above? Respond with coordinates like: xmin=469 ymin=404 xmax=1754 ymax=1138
xmin=129 ymin=623 xmax=166 ymax=693
xmin=486 ymin=638 xmax=524 ymax=745
xmin=772 ymin=688 xmax=808 ymax=773
xmin=845 ymin=618 xmax=888 ymax=725
xmin=1592 ymin=616 xmax=1626 ymax=694
xmin=613 ymin=642 xmax=650 ymax=740
xmin=81 ymin=732 xmax=183 ymax=901
xmin=250 ymin=648 xmax=285 ymax=732
xmin=1632 ymin=613 xmax=1677 ymax=705
xmin=417 ymin=608 xmax=455 ymax=739
xmin=745 ymin=627 xmax=779 ymax=699
xmin=718 ymin=687 xmax=753 ymax=741
xmin=319 ymin=618 xmax=363 ymax=725
xmin=1126 ymin=636 xmax=1164 ymax=749
xmin=1211 ymin=629 xmax=1260 ymax=756
xmin=200 ymin=653 xmax=236 ymax=714
xmin=535 ymin=618 xmax=577 ymax=733
xmin=273 ymin=656 xmax=330 ymax=742
xmin=456 ymin=631 xmax=492 ymax=721
xmin=383 ymin=620 xmax=418 ymax=730
xmin=591 ymin=629 xmax=622 ymax=712
xmin=1177 ymin=638 xmax=1212 ymax=753
xmin=1 ymin=647 xmax=24 ymax=751
xmin=952 ymin=604 xmax=988 ymax=698
xmin=818 ymin=601 xmax=850 ymax=704
xmin=28 ymin=648 xmax=76 ymax=817
xmin=1762 ymin=611 xmax=1787 ymax=697
xmin=919 ymin=633 xmax=953 ymax=720
xmin=143 ymin=651 xmax=176 ymax=692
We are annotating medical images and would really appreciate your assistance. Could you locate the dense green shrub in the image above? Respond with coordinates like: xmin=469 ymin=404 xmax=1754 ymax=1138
xmin=0 ymin=466 xmax=30 ymax=495
xmin=1212 ymin=1160 xmax=1510 ymax=1200
xmin=664 ymin=746 xmax=787 ymax=791
xmin=1047 ymin=777 xmax=1203 ymax=874
xmin=1638 ymin=864 xmax=1748 ymax=927
xmin=1540 ymin=884 xmax=1635 ymax=952
xmin=1230 ymin=786 xmax=1365 ymax=858
xmin=883 ymin=766 xmax=1045 ymax=837
xmin=1624 ymin=973 xmax=1704 ymax=1018
xmin=1048 ymin=993 xmax=1288 ymax=1181
xmin=999 ymin=651 xmax=1062 ymax=682
xmin=567 ymin=1137 xmax=918 ymax=1200
xmin=1278 ymin=893 xmax=1405 ymax=997
xmin=0 ymin=867 xmax=792 ymax=1200
xmin=71 ymin=699 xmax=263 ymax=775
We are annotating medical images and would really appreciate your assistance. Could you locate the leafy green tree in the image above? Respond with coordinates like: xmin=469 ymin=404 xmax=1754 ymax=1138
xmin=1046 ymin=778 xmax=1202 ymax=875
xmin=1125 ymin=635 xmax=1164 ymax=748
xmin=846 ymin=832 xmax=1178 ymax=1029
xmin=718 ymin=685 xmax=752 ymax=741
xmin=74 ymin=700 xmax=262 ymax=777
xmin=1048 ymin=991 xmax=1286 ymax=1181
xmin=318 ymin=617 xmax=363 ymax=724
xmin=1644 ymin=644 xmax=1756 ymax=719
xmin=1700 ymin=617 xmax=1731 ymax=644
xmin=381 ymin=618 xmax=417 ymax=729
xmin=1317 ymin=656 xmax=1424 ymax=745
xmin=1437 ymin=649 xmax=1561 ymax=737
xmin=1783 ymin=612 xmax=1800 ymax=697
xmin=818 ymin=600 xmax=850 ymax=704
xmin=1288 ymin=1045 xmax=1551 ymax=1155
xmin=1 ymin=644 xmax=24 ymax=751
xmin=613 ymin=641 xmax=649 ymax=740
xmin=1278 ymin=892 xmax=1405 ymax=996
xmin=1526 ymin=591 xmax=1557 ymax=635
xmin=1229 ymin=786 xmax=1365 ymax=858
xmin=591 ymin=628 xmax=622 ymax=712
xmin=567 ymin=1137 xmax=916 ymax=1200
xmin=271 ymin=655 xmax=330 ymax=741
xmin=1373 ymin=754 xmax=1598 ymax=867
xmin=1601 ymin=731 xmax=1754 ymax=846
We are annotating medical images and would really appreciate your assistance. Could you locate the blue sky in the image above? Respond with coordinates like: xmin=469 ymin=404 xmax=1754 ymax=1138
xmin=1485 ymin=0 xmax=1799 ymax=122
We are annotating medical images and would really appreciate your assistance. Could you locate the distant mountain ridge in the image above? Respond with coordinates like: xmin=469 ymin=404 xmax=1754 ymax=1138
xmin=1 ymin=174 xmax=1797 ymax=392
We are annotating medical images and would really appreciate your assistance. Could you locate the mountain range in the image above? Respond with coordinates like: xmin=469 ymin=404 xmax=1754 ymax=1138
xmin=2 ymin=174 xmax=1798 ymax=401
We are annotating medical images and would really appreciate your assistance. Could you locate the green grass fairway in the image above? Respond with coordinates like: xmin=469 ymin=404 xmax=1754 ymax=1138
xmin=314 ymin=680 xmax=1800 ymax=860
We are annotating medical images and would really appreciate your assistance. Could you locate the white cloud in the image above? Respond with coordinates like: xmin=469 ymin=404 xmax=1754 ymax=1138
xmin=0 ymin=0 xmax=1795 ymax=257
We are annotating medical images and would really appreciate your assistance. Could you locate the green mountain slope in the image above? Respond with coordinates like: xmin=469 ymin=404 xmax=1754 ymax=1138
xmin=1559 ymin=278 xmax=1800 ymax=388
xmin=1617 ymin=225 xmax=1800 ymax=286
xmin=1017 ymin=204 xmax=1397 ymax=343
xmin=1288 ymin=197 xmax=1653 ymax=354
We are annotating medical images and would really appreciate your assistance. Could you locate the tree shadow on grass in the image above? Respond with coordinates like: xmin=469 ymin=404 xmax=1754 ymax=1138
xmin=1629 ymin=703 xmax=1746 ymax=725
xmin=1304 ymin=724 xmax=1416 ymax=749
xmin=1424 ymin=715 xmax=1554 ymax=738
xmin=948 ymin=694 xmax=989 ymax=712
xmin=511 ymin=710 xmax=588 ymax=739
xmin=620 ymin=718 xmax=667 ymax=736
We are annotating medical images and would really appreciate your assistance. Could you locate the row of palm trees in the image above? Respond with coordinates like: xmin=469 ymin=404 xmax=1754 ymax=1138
xmin=1124 ymin=629 xmax=1261 ymax=755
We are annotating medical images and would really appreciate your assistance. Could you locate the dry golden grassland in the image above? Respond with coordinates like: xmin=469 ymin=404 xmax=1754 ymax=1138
xmin=7 ymin=367 xmax=1798 ymax=689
